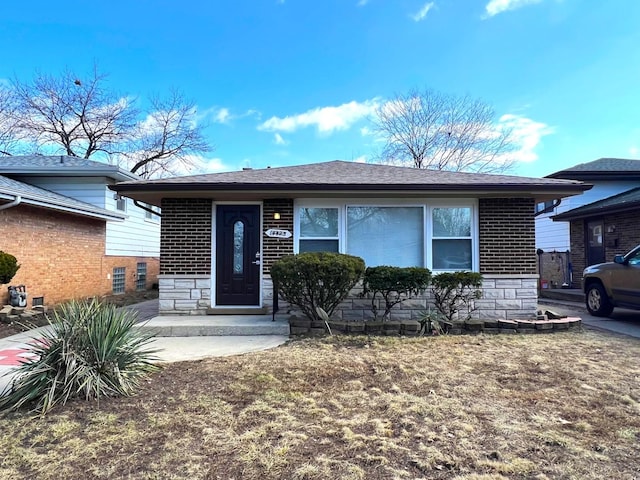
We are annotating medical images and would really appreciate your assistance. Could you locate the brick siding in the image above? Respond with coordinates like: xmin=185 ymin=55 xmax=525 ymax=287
xmin=0 ymin=204 xmax=158 ymax=306
xmin=569 ymin=210 xmax=640 ymax=287
xmin=262 ymin=199 xmax=294 ymax=274
xmin=160 ymin=198 xmax=212 ymax=275
xmin=479 ymin=198 xmax=536 ymax=275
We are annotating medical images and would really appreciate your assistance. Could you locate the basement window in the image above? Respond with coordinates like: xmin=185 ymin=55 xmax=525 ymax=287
xmin=113 ymin=267 xmax=126 ymax=294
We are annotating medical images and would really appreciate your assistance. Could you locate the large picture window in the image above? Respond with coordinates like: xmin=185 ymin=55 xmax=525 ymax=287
xmin=294 ymin=200 xmax=477 ymax=271
xmin=347 ymin=206 xmax=423 ymax=267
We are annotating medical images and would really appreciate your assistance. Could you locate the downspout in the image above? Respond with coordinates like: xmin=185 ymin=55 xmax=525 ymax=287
xmin=0 ymin=195 xmax=22 ymax=211
xmin=535 ymin=198 xmax=562 ymax=217
xmin=133 ymin=199 xmax=162 ymax=218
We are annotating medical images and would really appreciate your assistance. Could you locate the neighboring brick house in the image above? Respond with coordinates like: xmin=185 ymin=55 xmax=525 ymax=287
xmin=111 ymin=161 xmax=588 ymax=320
xmin=552 ymin=187 xmax=640 ymax=288
xmin=0 ymin=155 xmax=160 ymax=307
xmin=532 ymin=158 xmax=640 ymax=288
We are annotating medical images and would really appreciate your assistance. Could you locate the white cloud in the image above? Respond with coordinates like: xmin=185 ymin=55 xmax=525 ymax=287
xmin=214 ymin=108 xmax=231 ymax=124
xmin=274 ymin=133 xmax=288 ymax=145
xmin=357 ymin=0 xmax=369 ymax=6
xmin=629 ymin=146 xmax=639 ymax=157
xmin=498 ymin=113 xmax=554 ymax=162
xmin=353 ymin=155 xmax=367 ymax=163
xmin=411 ymin=2 xmax=435 ymax=21
xmin=198 ymin=156 xmax=229 ymax=173
xmin=258 ymin=99 xmax=379 ymax=134
xmin=484 ymin=0 xmax=543 ymax=18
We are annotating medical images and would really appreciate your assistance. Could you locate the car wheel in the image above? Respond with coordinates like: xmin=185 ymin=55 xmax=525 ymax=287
xmin=586 ymin=283 xmax=614 ymax=317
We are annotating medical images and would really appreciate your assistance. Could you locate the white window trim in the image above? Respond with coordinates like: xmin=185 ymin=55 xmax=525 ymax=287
xmin=294 ymin=198 xmax=479 ymax=272
xmin=427 ymin=200 xmax=479 ymax=272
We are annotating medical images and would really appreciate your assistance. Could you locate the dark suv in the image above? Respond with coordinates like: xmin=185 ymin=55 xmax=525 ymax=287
xmin=583 ymin=244 xmax=640 ymax=317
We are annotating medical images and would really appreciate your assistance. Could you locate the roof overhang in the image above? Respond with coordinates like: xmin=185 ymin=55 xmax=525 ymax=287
xmin=110 ymin=182 xmax=592 ymax=207
xmin=0 ymin=190 xmax=126 ymax=222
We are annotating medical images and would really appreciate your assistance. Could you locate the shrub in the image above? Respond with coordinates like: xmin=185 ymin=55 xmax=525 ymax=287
xmin=361 ymin=266 xmax=432 ymax=320
xmin=431 ymin=271 xmax=483 ymax=322
xmin=0 ymin=299 xmax=160 ymax=415
xmin=0 ymin=251 xmax=20 ymax=284
xmin=271 ymin=252 xmax=365 ymax=322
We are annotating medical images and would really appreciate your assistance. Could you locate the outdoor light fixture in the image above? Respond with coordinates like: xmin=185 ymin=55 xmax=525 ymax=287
xmin=273 ymin=212 xmax=281 ymax=220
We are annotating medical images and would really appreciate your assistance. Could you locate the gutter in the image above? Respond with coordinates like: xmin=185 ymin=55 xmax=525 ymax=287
xmin=133 ymin=199 xmax=162 ymax=218
xmin=0 ymin=195 xmax=22 ymax=211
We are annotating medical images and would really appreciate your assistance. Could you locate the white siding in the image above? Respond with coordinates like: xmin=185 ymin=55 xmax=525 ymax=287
xmin=14 ymin=175 xmax=160 ymax=257
xmin=104 ymin=192 xmax=160 ymax=257
xmin=13 ymin=176 xmax=108 ymax=207
xmin=536 ymin=181 xmax=639 ymax=251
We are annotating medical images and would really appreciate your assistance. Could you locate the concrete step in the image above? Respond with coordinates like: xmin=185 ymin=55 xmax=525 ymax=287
xmin=540 ymin=288 xmax=585 ymax=303
xmin=136 ymin=314 xmax=290 ymax=337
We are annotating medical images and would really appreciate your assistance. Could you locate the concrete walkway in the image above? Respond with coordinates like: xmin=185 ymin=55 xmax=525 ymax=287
xmin=539 ymin=298 xmax=640 ymax=339
xmin=0 ymin=299 xmax=289 ymax=394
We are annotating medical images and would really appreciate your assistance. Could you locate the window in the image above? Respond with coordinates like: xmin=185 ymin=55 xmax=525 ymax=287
xmin=233 ymin=221 xmax=244 ymax=274
xmin=144 ymin=203 xmax=160 ymax=220
xmin=113 ymin=267 xmax=126 ymax=294
xmin=347 ymin=206 xmax=423 ymax=268
xmin=295 ymin=200 xmax=477 ymax=271
xmin=431 ymin=207 xmax=472 ymax=270
xmin=136 ymin=263 xmax=147 ymax=291
xmin=299 ymin=207 xmax=339 ymax=253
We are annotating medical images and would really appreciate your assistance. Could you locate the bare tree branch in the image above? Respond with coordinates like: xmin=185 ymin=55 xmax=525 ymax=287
xmin=4 ymin=68 xmax=213 ymax=177
xmin=372 ymin=88 xmax=516 ymax=174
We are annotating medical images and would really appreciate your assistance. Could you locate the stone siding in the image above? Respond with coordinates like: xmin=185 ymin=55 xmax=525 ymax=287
xmin=158 ymin=275 xmax=211 ymax=314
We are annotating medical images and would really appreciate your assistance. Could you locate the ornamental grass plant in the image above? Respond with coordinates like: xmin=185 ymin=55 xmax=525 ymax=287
xmin=0 ymin=299 xmax=160 ymax=415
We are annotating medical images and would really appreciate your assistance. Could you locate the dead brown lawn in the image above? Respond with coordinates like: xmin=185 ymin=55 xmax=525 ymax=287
xmin=1 ymin=330 xmax=639 ymax=480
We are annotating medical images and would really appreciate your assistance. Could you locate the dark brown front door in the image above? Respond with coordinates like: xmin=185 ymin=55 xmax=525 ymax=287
xmin=586 ymin=219 xmax=605 ymax=266
xmin=216 ymin=205 xmax=261 ymax=306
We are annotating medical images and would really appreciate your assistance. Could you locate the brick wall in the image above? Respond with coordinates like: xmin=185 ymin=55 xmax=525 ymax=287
xmin=0 ymin=204 xmax=158 ymax=306
xmin=160 ymin=198 xmax=212 ymax=275
xmin=569 ymin=210 xmax=640 ymax=287
xmin=262 ymin=199 xmax=294 ymax=273
xmin=569 ymin=220 xmax=585 ymax=287
xmin=479 ymin=198 xmax=536 ymax=274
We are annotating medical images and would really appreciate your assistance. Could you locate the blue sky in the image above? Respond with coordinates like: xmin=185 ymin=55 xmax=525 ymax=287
xmin=2 ymin=0 xmax=639 ymax=178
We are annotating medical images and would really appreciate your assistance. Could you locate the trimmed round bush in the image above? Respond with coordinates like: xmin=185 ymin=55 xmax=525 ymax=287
xmin=271 ymin=252 xmax=365 ymax=322
xmin=0 ymin=251 xmax=20 ymax=284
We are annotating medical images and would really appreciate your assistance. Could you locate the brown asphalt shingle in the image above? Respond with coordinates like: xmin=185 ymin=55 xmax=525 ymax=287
xmin=113 ymin=160 xmax=585 ymax=188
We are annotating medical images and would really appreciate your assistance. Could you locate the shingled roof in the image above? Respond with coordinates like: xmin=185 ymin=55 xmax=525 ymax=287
xmin=110 ymin=161 xmax=590 ymax=205
xmin=0 ymin=174 xmax=125 ymax=221
xmin=0 ymin=155 xmax=139 ymax=182
xmin=547 ymin=158 xmax=640 ymax=180
xmin=553 ymin=187 xmax=640 ymax=221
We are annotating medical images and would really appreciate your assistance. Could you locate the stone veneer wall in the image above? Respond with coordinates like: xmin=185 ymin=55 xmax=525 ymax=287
xmin=276 ymin=274 xmax=539 ymax=321
xmin=159 ymin=275 xmax=211 ymax=315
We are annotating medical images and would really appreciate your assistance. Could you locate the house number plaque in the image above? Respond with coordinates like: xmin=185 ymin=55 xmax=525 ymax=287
xmin=265 ymin=229 xmax=292 ymax=238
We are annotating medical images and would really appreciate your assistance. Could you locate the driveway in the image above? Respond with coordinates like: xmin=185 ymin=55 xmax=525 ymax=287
xmin=539 ymin=300 xmax=640 ymax=339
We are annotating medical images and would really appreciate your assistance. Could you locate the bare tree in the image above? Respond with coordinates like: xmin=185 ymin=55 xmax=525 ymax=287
xmin=0 ymin=85 xmax=23 ymax=156
xmin=5 ymin=67 xmax=212 ymax=177
xmin=372 ymin=88 xmax=515 ymax=174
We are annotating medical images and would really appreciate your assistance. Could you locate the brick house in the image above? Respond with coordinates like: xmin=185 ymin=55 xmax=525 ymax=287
xmin=552 ymin=187 xmax=640 ymax=288
xmin=536 ymin=158 xmax=640 ymax=288
xmin=0 ymin=155 xmax=160 ymax=306
xmin=110 ymin=161 xmax=588 ymax=320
